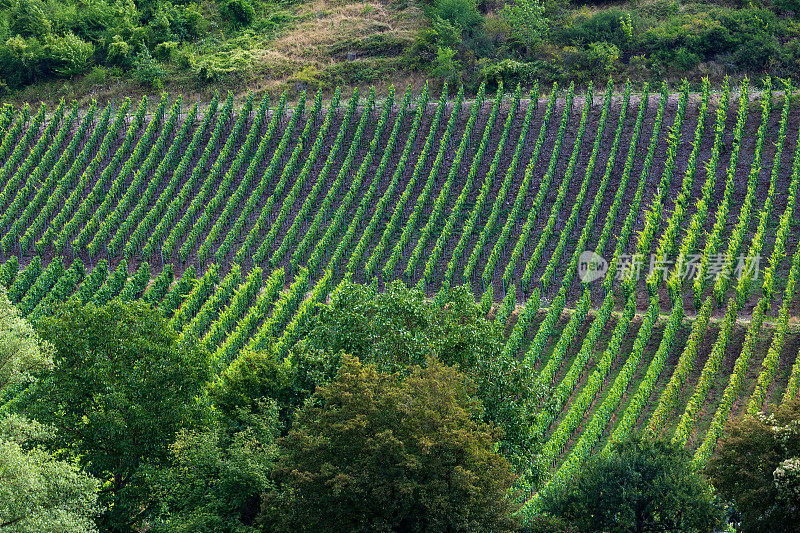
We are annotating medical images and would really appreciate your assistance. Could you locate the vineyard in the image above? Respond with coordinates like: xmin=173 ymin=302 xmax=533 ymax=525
xmin=1 ymin=79 xmax=800 ymax=515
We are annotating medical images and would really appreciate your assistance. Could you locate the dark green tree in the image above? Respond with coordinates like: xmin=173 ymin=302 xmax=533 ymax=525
xmin=542 ymin=436 xmax=722 ymax=533
xmin=262 ymin=354 xmax=519 ymax=532
xmin=152 ymin=400 xmax=279 ymax=533
xmin=27 ymin=300 xmax=211 ymax=533
xmin=705 ymin=399 xmax=800 ymax=533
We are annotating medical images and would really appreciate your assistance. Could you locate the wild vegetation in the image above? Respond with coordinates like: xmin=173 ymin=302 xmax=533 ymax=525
xmin=3 ymin=0 xmax=800 ymax=104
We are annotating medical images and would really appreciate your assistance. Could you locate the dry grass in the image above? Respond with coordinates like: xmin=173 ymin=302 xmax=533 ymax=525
xmin=273 ymin=0 xmax=419 ymax=60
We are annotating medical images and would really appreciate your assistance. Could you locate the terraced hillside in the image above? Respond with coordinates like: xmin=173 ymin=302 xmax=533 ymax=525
xmin=1 ymin=78 xmax=799 ymax=514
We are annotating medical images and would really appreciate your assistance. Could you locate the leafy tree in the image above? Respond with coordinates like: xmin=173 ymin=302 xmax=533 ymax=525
xmin=210 ymin=282 xmax=544 ymax=521
xmin=263 ymin=354 xmax=519 ymax=532
xmin=152 ymin=400 xmax=279 ymax=533
xmin=501 ymin=0 xmax=548 ymax=57
xmin=306 ymin=281 xmax=500 ymax=372
xmin=211 ymin=347 xmax=340 ymax=442
xmin=0 ymin=415 xmax=100 ymax=533
xmin=27 ymin=300 xmax=211 ymax=533
xmin=705 ymin=399 xmax=800 ymax=533
xmin=0 ymin=286 xmax=53 ymax=397
xmin=543 ymin=436 xmax=722 ymax=533
xmin=0 ymin=288 xmax=100 ymax=532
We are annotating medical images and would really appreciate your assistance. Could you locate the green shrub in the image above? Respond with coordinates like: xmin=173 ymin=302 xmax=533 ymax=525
xmin=560 ymin=8 xmax=629 ymax=49
xmin=154 ymin=40 xmax=178 ymax=61
xmin=775 ymin=0 xmax=800 ymax=14
xmin=9 ymin=0 xmax=52 ymax=38
xmin=220 ymin=0 xmax=256 ymax=29
xmin=433 ymin=0 xmax=483 ymax=31
xmin=587 ymin=40 xmax=620 ymax=73
xmin=481 ymin=58 xmax=538 ymax=86
xmin=106 ymin=34 xmax=133 ymax=67
xmin=0 ymin=34 xmax=46 ymax=87
xmin=45 ymin=32 xmax=94 ymax=76
xmin=133 ymin=47 xmax=166 ymax=88
xmin=430 ymin=44 xmax=461 ymax=82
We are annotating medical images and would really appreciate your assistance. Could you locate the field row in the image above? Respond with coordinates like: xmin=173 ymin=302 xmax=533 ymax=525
xmin=0 ymin=83 xmax=797 ymax=312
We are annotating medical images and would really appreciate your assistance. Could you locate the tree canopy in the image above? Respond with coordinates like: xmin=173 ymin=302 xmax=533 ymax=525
xmin=542 ymin=436 xmax=722 ymax=533
xmin=0 ymin=288 xmax=100 ymax=533
xmin=27 ymin=299 xmax=211 ymax=532
xmin=705 ymin=399 xmax=800 ymax=533
xmin=263 ymin=354 xmax=519 ymax=532
xmin=212 ymin=281 xmax=542 ymax=485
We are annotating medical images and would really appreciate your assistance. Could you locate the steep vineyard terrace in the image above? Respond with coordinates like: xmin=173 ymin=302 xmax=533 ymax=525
xmin=1 ymin=80 xmax=799 ymax=514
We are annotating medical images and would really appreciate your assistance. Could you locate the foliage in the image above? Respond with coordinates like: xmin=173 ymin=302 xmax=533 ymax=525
xmin=300 ymin=280 xmax=542 ymax=481
xmin=0 ymin=415 xmax=101 ymax=533
xmin=705 ymin=399 xmax=800 ymax=533
xmin=220 ymin=0 xmax=256 ymax=29
xmin=152 ymin=401 xmax=279 ymax=533
xmin=133 ymin=47 xmax=166 ymax=88
xmin=27 ymin=300 xmax=211 ymax=533
xmin=542 ymin=436 xmax=723 ymax=533
xmin=502 ymin=0 xmax=548 ymax=54
xmin=0 ymin=287 xmax=53 ymax=396
xmin=432 ymin=0 xmax=483 ymax=32
xmin=523 ymin=512 xmax=580 ymax=533
xmin=0 ymin=291 xmax=99 ymax=532
xmin=263 ymin=354 xmax=519 ymax=532
xmin=430 ymin=45 xmax=461 ymax=82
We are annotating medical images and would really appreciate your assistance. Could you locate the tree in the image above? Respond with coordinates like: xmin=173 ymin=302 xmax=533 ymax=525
xmin=27 ymin=300 xmax=211 ymax=533
xmin=152 ymin=400 xmax=279 ymax=533
xmin=0 ymin=287 xmax=100 ymax=532
xmin=705 ymin=399 xmax=800 ymax=533
xmin=543 ymin=436 xmax=722 ymax=533
xmin=263 ymin=354 xmax=519 ymax=532
xmin=501 ymin=0 xmax=547 ymax=57
xmin=0 ymin=286 xmax=53 ymax=396
xmin=0 ymin=415 xmax=100 ymax=533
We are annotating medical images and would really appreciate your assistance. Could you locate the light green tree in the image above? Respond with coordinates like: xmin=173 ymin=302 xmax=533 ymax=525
xmin=0 ymin=287 xmax=101 ymax=532
xmin=0 ymin=286 xmax=52 ymax=393
xmin=501 ymin=0 xmax=548 ymax=57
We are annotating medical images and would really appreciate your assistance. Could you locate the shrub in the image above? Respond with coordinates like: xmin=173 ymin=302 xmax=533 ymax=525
xmin=430 ymin=44 xmax=461 ymax=82
xmin=587 ymin=40 xmax=620 ymax=73
xmin=433 ymin=0 xmax=483 ymax=31
xmin=154 ymin=40 xmax=178 ymax=61
xmin=0 ymin=34 xmax=46 ymax=87
xmin=481 ymin=58 xmax=538 ymax=86
xmin=560 ymin=8 xmax=629 ymax=49
xmin=106 ymin=34 xmax=133 ymax=68
xmin=133 ymin=47 xmax=166 ymax=88
xmin=45 ymin=32 xmax=94 ymax=77
xmin=705 ymin=399 xmax=800 ymax=533
xmin=220 ymin=0 xmax=256 ymax=29
xmin=9 ymin=0 xmax=52 ymax=38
